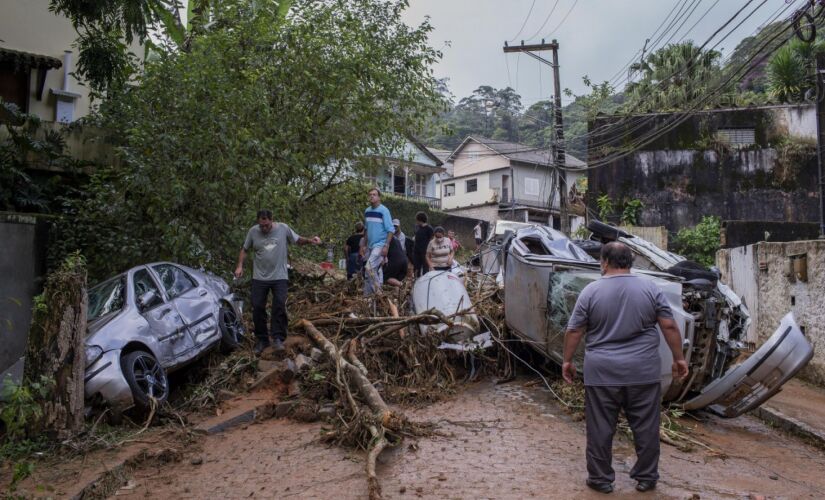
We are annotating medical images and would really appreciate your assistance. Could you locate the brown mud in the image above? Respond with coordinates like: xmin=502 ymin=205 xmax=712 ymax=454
xmin=91 ymin=379 xmax=825 ymax=499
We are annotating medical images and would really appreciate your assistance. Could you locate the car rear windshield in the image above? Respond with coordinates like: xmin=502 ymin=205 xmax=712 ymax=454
xmin=88 ymin=276 xmax=126 ymax=322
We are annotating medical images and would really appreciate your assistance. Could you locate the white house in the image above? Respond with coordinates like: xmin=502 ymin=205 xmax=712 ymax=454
xmin=437 ymin=136 xmax=586 ymax=230
xmin=366 ymin=137 xmax=445 ymax=208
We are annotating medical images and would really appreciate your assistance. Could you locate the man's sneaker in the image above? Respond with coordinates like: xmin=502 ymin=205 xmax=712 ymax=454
xmin=272 ymin=338 xmax=286 ymax=353
xmin=254 ymin=338 xmax=270 ymax=355
xmin=585 ymin=479 xmax=613 ymax=494
xmin=635 ymin=480 xmax=656 ymax=492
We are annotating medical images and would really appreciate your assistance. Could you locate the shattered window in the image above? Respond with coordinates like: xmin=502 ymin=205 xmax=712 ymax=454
xmin=88 ymin=276 xmax=126 ymax=322
xmin=546 ymin=271 xmax=599 ymax=363
xmin=153 ymin=264 xmax=197 ymax=299
xmin=133 ymin=269 xmax=163 ymax=309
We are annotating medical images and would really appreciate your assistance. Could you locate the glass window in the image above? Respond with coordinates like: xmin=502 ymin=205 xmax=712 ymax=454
xmin=152 ymin=264 xmax=197 ymax=299
xmin=88 ymin=276 xmax=126 ymax=322
xmin=133 ymin=269 xmax=163 ymax=309
xmin=444 ymin=183 xmax=455 ymax=197
xmin=466 ymin=179 xmax=478 ymax=193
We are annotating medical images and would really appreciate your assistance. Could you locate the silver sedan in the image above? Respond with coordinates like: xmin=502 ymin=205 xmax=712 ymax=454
xmin=84 ymin=262 xmax=245 ymax=411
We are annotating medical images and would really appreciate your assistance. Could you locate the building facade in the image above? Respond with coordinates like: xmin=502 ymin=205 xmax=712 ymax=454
xmin=437 ymin=136 xmax=585 ymax=230
xmin=1 ymin=0 xmax=143 ymax=123
xmin=366 ymin=137 xmax=445 ymax=208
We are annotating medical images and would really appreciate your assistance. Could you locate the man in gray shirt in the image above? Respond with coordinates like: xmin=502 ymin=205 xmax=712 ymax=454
xmin=563 ymin=242 xmax=688 ymax=494
xmin=234 ymin=210 xmax=321 ymax=354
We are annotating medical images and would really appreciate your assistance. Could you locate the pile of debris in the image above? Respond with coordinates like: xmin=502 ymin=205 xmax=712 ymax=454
xmin=232 ymin=271 xmax=504 ymax=499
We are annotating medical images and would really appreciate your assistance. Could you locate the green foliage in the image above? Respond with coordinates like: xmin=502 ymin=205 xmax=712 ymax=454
xmin=563 ymin=77 xmax=621 ymax=159
xmin=673 ymin=216 xmax=721 ymax=268
xmin=0 ymin=376 xmax=51 ymax=440
xmin=0 ymin=102 xmax=85 ymax=213
xmin=620 ymin=199 xmax=644 ymax=226
xmin=56 ymin=0 xmax=443 ymax=280
xmin=571 ymin=225 xmax=590 ymax=240
xmin=49 ymin=0 xmax=185 ymax=95
xmin=596 ymin=194 xmax=613 ymax=221
xmin=623 ymin=42 xmax=724 ymax=112
xmin=768 ymin=38 xmax=825 ymax=103
xmin=423 ymin=85 xmax=523 ymax=149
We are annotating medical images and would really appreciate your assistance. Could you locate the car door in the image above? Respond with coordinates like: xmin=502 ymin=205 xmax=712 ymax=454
xmin=151 ymin=263 xmax=220 ymax=349
xmin=132 ymin=267 xmax=194 ymax=365
xmin=682 ymin=312 xmax=814 ymax=417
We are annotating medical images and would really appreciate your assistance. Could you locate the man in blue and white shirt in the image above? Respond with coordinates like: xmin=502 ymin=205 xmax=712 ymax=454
xmin=361 ymin=187 xmax=395 ymax=295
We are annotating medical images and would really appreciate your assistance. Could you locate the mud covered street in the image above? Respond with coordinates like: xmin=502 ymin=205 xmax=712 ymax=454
xmin=111 ymin=379 xmax=825 ymax=499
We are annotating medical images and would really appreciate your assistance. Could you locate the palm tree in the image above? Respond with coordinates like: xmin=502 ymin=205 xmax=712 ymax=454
xmin=624 ymin=42 xmax=722 ymax=112
xmin=767 ymin=38 xmax=825 ymax=103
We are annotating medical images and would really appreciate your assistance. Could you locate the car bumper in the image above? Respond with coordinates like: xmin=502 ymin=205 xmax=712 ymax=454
xmin=682 ymin=313 xmax=814 ymax=417
xmin=84 ymin=349 xmax=134 ymax=410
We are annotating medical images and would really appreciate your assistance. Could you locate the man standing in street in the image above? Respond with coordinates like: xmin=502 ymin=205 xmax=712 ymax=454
xmin=361 ymin=187 xmax=394 ymax=295
xmin=563 ymin=242 xmax=688 ymax=494
xmin=235 ymin=210 xmax=322 ymax=354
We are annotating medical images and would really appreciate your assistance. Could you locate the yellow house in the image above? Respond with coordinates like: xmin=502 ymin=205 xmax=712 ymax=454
xmin=0 ymin=0 xmax=142 ymax=123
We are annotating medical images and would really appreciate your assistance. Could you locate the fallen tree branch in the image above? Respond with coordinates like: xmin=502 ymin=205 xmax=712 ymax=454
xmin=301 ymin=319 xmax=405 ymax=500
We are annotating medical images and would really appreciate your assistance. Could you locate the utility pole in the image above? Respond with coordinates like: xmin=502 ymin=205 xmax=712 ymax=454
xmin=503 ymin=39 xmax=570 ymax=234
xmin=816 ymin=53 xmax=825 ymax=237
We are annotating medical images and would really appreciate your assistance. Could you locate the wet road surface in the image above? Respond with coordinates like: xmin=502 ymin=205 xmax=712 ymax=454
xmin=123 ymin=379 xmax=825 ymax=499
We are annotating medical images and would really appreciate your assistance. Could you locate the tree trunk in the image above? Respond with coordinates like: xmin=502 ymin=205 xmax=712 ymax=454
xmin=23 ymin=255 xmax=87 ymax=440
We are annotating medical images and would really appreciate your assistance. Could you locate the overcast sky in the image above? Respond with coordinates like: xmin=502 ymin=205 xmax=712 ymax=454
xmin=401 ymin=0 xmax=793 ymax=108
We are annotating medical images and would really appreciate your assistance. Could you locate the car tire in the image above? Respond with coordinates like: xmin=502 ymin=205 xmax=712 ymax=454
xmin=122 ymin=350 xmax=169 ymax=409
xmin=219 ymin=305 xmax=245 ymax=353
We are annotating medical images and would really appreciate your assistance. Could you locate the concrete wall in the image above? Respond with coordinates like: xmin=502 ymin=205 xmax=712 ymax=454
xmin=0 ymin=213 xmax=49 ymax=385
xmin=441 ymin=171 xmax=499 ymax=210
xmin=589 ymin=105 xmax=820 ymax=233
xmin=445 ymin=203 xmax=500 ymax=226
xmin=2 ymin=0 xmax=143 ymax=122
xmin=718 ymin=240 xmax=825 ymax=385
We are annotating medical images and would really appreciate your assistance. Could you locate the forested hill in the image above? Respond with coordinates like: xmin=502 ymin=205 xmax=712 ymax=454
xmin=421 ymin=20 xmax=825 ymax=160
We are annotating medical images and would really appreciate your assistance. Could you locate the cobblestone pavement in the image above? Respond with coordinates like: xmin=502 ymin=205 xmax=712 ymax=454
xmin=126 ymin=379 xmax=825 ymax=499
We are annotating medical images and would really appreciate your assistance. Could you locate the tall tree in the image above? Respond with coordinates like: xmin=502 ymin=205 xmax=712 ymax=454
xmin=623 ymin=41 xmax=723 ymax=112
xmin=64 ymin=0 xmax=444 ymax=277
xmin=767 ymin=38 xmax=825 ymax=103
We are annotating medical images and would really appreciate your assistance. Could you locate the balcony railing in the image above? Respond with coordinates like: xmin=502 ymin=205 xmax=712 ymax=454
xmin=388 ymin=192 xmax=441 ymax=209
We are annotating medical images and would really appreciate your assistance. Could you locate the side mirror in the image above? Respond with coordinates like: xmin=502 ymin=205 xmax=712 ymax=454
xmin=137 ymin=291 xmax=157 ymax=310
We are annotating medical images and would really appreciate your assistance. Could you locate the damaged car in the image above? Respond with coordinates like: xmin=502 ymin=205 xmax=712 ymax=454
xmin=495 ymin=222 xmax=813 ymax=417
xmin=84 ymin=262 xmax=245 ymax=411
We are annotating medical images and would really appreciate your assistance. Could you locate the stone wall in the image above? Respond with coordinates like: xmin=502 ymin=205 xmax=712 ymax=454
xmin=718 ymin=239 xmax=825 ymax=386
xmin=588 ymin=105 xmax=820 ymax=233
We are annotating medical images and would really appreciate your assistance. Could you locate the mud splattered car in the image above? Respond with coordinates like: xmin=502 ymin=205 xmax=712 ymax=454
xmin=494 ymin=222 xmax=813 ymax=417
xmin=84 ymin=262 xmax=245 ymax=411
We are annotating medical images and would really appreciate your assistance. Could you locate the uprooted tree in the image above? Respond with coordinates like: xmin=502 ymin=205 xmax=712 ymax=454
xmin=55 ymin=0 xmax=445 ymax=281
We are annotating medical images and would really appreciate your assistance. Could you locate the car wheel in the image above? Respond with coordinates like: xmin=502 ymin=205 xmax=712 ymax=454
xmin=219 ymin=305 xmax=245 ymax=352
xmin=122 ymin=350 xmax=169 ymax=409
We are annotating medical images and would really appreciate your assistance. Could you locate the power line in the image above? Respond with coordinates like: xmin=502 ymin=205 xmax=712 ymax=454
xmin=454 ymin=0 xmax=793 ymax=167
xmin=546 ymin=0 xmax=580 ymax=37
xmin=523 ymin=0 xmax=562 ymax=42
xmin=508 ymin=0 xmax=539 ymax=43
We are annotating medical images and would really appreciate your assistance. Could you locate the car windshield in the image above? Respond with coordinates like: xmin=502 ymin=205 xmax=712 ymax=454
xmin=88 ymin=276 xmax=126 ymax=322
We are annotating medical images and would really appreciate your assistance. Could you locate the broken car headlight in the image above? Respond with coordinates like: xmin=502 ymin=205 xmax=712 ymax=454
xmin=85 ymin=345 xmax=104 ymax=367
